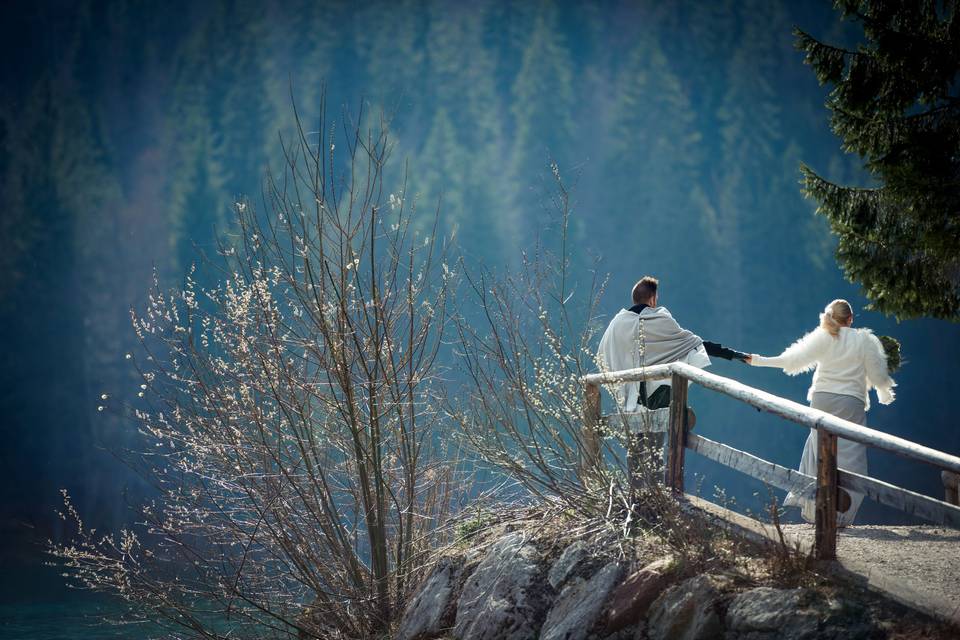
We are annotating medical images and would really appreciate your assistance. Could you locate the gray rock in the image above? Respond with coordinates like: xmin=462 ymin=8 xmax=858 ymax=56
xmin=539 ymin=561 xmax=623 ymax=640
xmin=547 ymin=539 xmax=590 ymax=590
xmin=604 ymin=556 xmax=674 ymax=634
xmin=395 ymin=555 xmax=466 ymax=640
xmin=724 ymin=587 xmax=819 ymax=640
xmin=453 ymin=532 xmax=550 ymax=640
xmin=645 ymin=574 xmax=725 ymax=640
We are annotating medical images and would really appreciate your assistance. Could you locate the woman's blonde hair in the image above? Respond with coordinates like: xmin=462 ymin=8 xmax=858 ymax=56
xmin=819 ymin=299 xmax=853 ymax=337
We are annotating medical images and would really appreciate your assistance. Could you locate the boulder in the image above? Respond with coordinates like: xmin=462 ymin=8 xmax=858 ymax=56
xmin=395 ymin=555 xmax=467 ymax=640
xmin=604 ymin=556 xmax=675 ymax=634
xmin=547 ymin=539 xmax=590 ymax=590
xmin=723 ymin=587 xmax=819 ymax=640
xmin=539 ymin=561 xmax=623 ymax=640
xmin=453 ymin=532 xmax=550 ymax=640
xmin=645 ymin=574 xmax=725 ymax=640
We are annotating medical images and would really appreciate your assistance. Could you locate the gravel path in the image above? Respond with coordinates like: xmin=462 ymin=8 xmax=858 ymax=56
xmin=779 ymin=524 xmax=960 ymax=623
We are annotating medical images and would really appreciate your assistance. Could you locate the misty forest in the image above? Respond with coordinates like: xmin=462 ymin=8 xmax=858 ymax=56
xmin=1 ymin=0 xmax=959 ymax=638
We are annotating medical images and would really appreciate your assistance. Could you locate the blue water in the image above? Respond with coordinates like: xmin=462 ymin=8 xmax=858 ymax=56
xmin=0 ymin=598 xmax=155 ymax=640
xmin=0 ymin=536 xmax=162 ymax=640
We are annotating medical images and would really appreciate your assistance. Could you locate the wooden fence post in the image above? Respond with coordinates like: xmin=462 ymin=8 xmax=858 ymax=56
xmin=815 ymin=428 xmax=838 ymax=560
xmin=943 ymin=471 xmax=959 ymax=506
xmin=666 ymin=373 xmax=688 ymax=494
xmin=581 ymin=383 xmax=602 ymax=476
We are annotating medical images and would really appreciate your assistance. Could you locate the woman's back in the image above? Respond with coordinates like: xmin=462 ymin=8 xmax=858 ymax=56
xmin=750 ymin=323 xmax=894 ymax=408
xmin=750 ymin=298 xmax=895 ymax=527
xmin=812 ymin=327 xmax=873 ymax=402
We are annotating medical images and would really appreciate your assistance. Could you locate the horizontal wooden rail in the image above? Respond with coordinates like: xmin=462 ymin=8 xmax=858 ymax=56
xmin=584 ymin=361 xmax=960 ymax=475
xmin=581 ymin=363 xmax=673 ymax=386
xmin=839 ymin=470 xmax=960 ymax=529
xmin=688 ymin=434 xmax=816 ymax=501
xmin=670 ymin=361 xmax=960 ymax=475
xmin=687 ymin=433 xmax=960 ymax=528
xmin=583 ymin=360 xmax=960 ymax=559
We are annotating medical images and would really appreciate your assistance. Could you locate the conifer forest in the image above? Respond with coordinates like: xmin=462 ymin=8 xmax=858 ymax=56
xmin=1 ymin=0 xmax=958 ymax=637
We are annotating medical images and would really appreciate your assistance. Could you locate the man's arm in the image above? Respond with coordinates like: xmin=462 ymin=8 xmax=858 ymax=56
xmin=703 ymin=341 xmax=749 ymax=362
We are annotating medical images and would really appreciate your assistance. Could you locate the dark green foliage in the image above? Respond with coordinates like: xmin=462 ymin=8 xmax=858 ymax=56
xmin=878 ymin=334 xmax=902 ymax=373
xmin=796 ymin=0 xmax=960 ymax=320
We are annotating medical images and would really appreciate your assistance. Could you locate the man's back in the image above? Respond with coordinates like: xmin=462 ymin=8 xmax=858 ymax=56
xmin=598 ymin=305 xmax=708 ymax=412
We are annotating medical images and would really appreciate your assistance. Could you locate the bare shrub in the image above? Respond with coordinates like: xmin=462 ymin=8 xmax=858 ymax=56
xmin=447 ymin=164 xmax=624 ymax=517
xmin=764 ymin=488 xmax=816 ymax=584
xmin=446 ymin=163 xmax=684 ymax=544
xmin=447 ymin=164 xmax=746 ymax=572
xmin=50 ymin=99 xmax=464 ymax=639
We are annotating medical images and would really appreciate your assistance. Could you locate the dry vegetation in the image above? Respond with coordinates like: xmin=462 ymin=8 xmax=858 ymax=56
xmin=52 ymin=99 xmax=466 ymax=639
xmin=48 ymin=99 xmax=957 ymax=640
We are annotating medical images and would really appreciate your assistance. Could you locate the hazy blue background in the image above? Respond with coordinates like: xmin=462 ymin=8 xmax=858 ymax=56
xmin=2 ymin=0 xmax=958 ymax=635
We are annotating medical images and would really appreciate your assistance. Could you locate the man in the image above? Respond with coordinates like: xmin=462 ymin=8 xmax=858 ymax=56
xmin=598 ymin=276 xmax=747 ymax=412
xmin=597 ymin=276 xmax=747 ymax=487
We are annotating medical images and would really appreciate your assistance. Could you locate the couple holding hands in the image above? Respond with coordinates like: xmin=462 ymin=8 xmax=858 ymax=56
xmin=598 ymin=276 xmax=897 ymax=526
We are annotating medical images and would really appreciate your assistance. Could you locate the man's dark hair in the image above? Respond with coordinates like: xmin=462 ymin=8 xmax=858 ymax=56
xmin=631 ymin=276 xmax=658 ymax=305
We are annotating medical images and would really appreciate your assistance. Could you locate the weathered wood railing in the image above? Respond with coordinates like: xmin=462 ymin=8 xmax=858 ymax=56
xmin=581 ymin=361 xmax=960 ymax=560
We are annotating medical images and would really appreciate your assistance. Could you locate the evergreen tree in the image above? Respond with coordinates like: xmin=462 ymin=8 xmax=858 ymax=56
xmin=507 ymin=2 xmax=576 ymax=253
xmin=354 ymin=0 xmax=428 ymax=141
xmin=416 ymin=107 xmax=466 ymax=224
xmin=484 ymin=0 xmax=539 ymax=104
xmin=412 ymin=3 xmax=506 ymax=255
xmin=602 ymin=29 xmax=708 ymax=301
xmin=162 ymin=3 xmax=232 ymax=275
xmin=796 ymin=0 xmax=960 ymax=320
xmin=259 ymin=0 xmax=340 ymax=164
xmin=708 ymin=0 xmax=789 ymax=342
xmin=216 ymin=0 xmax=275 ymax=197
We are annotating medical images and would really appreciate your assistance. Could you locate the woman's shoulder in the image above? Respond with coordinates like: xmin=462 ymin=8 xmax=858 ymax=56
xmin=846 ymin=327 xmax=879 ymax=342
xmin=806 ymin=326 xmax=833 ymax=343
xmin=841 ymin=327 xmax=885 ymax=352
xmin=784 ymin=326 xmax=832 ymax=353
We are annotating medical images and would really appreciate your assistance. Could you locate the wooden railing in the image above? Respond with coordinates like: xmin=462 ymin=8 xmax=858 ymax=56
xmin=581 ymin=361 xmax=960 ymax=560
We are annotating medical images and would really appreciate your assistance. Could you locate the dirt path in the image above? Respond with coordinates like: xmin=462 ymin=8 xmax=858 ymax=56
xmin=778 ymin=524 xmax=960 ymax=624
xmin=684 ymin=496 xmax=960 ymax=625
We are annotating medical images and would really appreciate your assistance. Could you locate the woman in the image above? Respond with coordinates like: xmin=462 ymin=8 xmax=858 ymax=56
xmin=748 ymin=299 xmax=896 ymax=526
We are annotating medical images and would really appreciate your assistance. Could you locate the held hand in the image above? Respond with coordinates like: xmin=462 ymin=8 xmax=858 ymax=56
xmin=743 ymin=354 xmax=754 ymax=365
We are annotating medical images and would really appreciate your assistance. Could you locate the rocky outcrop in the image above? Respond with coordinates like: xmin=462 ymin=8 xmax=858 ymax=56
xmin=452 ymin=532 xmax=550 ymax=640
xmin=540 ymin=561 xmax=622 ymax=640
xmin=604 ymin=556 xmax=675 ymax=634
xmin=645 ymin=574 xmax=726 ymax=640
xmin=724 ymin=587 xmax=819 ymax=640
xmin=392 ymin=530 xmax=892 ymax=640
xmin=547 ymin=539 xmax=591 ymax=590
xmin=724 ymin=587 xmax=881 ymax=640
xmin=395 ymin=555 xmax=469 ymax=640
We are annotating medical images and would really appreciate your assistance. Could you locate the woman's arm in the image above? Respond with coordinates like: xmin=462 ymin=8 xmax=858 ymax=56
xmin=864 ymin=332 xmax=896 ymax=405
xmin=749 ymin=329 xmax=830 ymax=375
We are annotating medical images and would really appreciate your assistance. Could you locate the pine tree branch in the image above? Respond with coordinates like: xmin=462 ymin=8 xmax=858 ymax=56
xmin=793 ymin=28 xmax=859 ymax=56
xmin=793 ymin=28 xmax=858 ymax=85
xmin=799 ymin=163 xmax=880 ymax=195
xmin=830 ymin=102 xmax=960 ymax=156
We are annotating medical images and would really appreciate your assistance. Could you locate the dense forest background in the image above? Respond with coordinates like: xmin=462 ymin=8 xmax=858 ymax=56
xmin=2 ymin=0 xmax=959 ymax=609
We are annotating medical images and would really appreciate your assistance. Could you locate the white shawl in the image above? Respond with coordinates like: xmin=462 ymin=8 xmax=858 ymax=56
xmin=597 ymin=306 xmax=710 ymax=411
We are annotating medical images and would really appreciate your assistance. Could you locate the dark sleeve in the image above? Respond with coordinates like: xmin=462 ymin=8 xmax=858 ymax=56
xmin=703 ymin=341 xmax=749 ymax=361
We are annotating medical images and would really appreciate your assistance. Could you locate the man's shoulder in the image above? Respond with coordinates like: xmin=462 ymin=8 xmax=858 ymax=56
xmin=603 ymin=309 xmax=638 ymax=329
xmin=641 ymin=306 xmax=676 ymax=321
